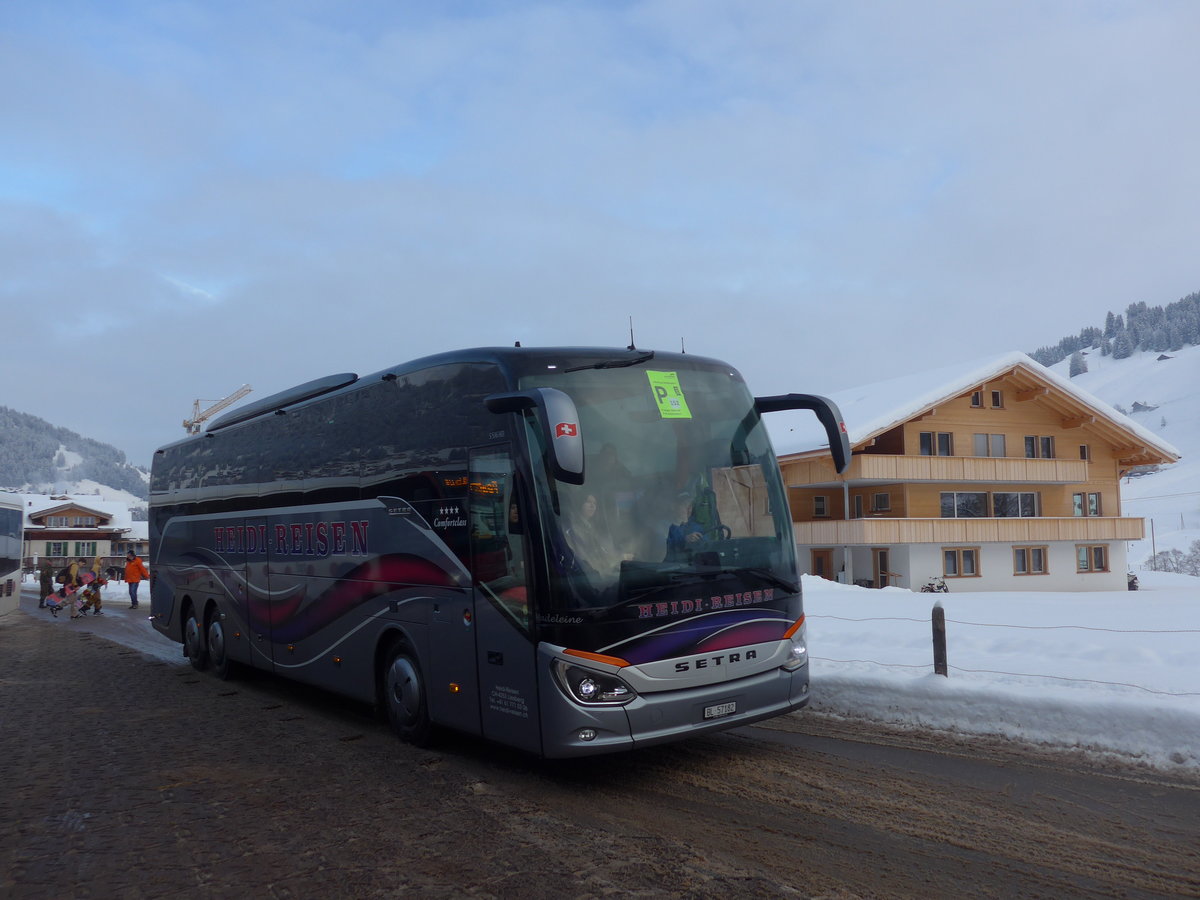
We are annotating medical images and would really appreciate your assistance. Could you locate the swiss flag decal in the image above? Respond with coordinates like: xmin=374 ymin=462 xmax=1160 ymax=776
xmin=555 ymin=422 xmax=578 ymax=438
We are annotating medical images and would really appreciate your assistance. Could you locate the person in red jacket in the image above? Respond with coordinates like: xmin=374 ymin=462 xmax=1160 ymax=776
xmin=124 ymin=550 xmax=149 ymax=610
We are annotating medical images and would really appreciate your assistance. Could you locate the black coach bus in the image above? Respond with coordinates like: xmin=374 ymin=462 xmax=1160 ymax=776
xmin=149 ymin=346 xmax=849 ymax=757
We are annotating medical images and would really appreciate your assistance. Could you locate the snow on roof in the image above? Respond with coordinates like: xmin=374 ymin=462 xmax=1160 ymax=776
xmin=765 ymin=350 xmax=1182 ymax=461
xmin=17 ymin=493 xmax=142 ymax=531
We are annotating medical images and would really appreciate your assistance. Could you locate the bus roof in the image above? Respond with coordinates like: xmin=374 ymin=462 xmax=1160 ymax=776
xmin=155 ymin=345 xmax=734 ymax=455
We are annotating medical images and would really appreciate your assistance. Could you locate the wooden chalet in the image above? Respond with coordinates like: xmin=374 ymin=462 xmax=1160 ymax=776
xmin=21 ymin=495 xmax=147 ymax=573
xmin=768 ymin=352 xmax=1181 ymax=592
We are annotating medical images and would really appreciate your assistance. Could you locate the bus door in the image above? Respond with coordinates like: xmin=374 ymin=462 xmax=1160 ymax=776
xmin=468 ymin=447 xmax=541 ymax=754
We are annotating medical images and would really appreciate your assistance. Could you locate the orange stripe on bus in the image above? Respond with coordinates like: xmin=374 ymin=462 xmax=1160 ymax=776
xmin=784 ymin=615 xmax=806 ymax=639
xmin=564 ymin=648 xmax=630 ymax=668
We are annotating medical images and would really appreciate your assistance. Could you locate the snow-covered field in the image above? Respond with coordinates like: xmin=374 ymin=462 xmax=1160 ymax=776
xmin=804 ymin=571 xmax=1200 ymax=771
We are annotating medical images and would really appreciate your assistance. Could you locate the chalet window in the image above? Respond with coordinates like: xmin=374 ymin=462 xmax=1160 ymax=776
xmin=940 ymin=492 xmax=987 ymax=518
xmin=1079 ymin=444 xmax=1090 ymax=461
xmin=73 ymin=541 xmax=97 ymax=557
xmin=853 ymin=495 xmax=864 ymax=518
xmin=971 ymin=391 xmax=983 ymax=408
xmin=47 ymin=516 xmax=69 ymax=527
xmin=1072 ymin=492 xmax=1102 ymax=517
xmin=993 ymin=492 xmax=1039 ymax=517
xmin=1024 ymin=436 xmax=1056 ymax=459
xmin=1014 ymin=546 xmax=1047 ymax=575
xmin=72 ymin=516 xmax=96 ymax=527
xmin=919 ymin=432 xmax=954 ymax=456
xmin=943 ymin=547 xmax=979 ymax=577
xmin=813 ymin=496 xmax=828 ymax=517
xmin=1076 ymin=545 xmax=1108 ymax=572
xmin=47 ymin=541 xmax=68 ymax=556
xmin=990 ymin=390 xmax=1004 ymax=408
xmin=973 ymin=434 xmax=1006 ymax=457
xmin=871 ymin=492 xmax=890 ymax=512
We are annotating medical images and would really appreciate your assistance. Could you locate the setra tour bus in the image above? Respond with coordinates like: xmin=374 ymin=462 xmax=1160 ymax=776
xmin=150 ymin=346 xmax=849 ymax=757
xmin=0 ymin=494 xmax=23 ymax=616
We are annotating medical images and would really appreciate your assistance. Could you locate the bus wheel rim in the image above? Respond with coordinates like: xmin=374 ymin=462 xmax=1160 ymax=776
xmin=208 ymin=619 xmax=225 ymax=666
xmin=387 ymin=656 xmax=422 ymax=725
xmin=184 ymin=616 xmax=202 ymax=657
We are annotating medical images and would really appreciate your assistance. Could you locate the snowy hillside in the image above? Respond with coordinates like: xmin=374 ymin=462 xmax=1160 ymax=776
xmin=1048 ymin=345 xmax=1200 ymax=566
xmin=48 ymin=478 xmax=150 ymax=512
xmin=0 ymin=406 xmax=149 ymax=500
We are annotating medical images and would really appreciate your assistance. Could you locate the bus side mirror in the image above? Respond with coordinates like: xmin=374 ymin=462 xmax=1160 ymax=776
xmin=755 ymin=393 xmax=852 ymax=474
xmin=486 ymin=388 xmax=585 ymax=485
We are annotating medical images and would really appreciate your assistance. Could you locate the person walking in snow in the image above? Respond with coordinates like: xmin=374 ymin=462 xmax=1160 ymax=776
xmin=67 ymin=557 xmax=86 ymax=589
xmin=79 ymin=572 xmax=104 ymax=615
xmin=124 ymin=550 xmax=149 ymax=610
xmin=38 ymin=560 xmax=54 ymax=608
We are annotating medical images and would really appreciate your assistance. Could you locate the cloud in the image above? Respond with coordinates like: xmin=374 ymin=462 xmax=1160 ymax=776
xmin=2 ymin=1 xmax=1200 ymax=462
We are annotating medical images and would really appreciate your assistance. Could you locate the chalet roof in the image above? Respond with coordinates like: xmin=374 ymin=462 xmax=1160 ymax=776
xmin=767 ymin=351 xmax=1181 ymax=468
xmin=31 ymin=501 xmax=112 ymax=521
xmin=18 ymin=493 xmax=142 ymax=532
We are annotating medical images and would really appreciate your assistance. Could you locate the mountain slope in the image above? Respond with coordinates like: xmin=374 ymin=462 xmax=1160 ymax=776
xmin=1048 ymin=345 xmax=1200 ymax=566
xmin=0 ymin=406 xmax=149 ymax=500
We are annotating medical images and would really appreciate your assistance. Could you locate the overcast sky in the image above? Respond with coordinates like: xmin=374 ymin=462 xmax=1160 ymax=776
xmin=4 ymin=1 xmax=1199 ymax=465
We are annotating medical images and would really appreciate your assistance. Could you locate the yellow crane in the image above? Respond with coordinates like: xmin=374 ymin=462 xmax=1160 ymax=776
xmin=183 ymin=384 xmax=253 ymax=434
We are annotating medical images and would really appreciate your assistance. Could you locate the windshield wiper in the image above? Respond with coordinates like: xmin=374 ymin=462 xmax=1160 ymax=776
xmin=564 ymin=351 xmax=655 ymax=373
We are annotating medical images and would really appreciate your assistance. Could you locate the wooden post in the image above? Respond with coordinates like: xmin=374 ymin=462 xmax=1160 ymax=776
xmin=932 ymin=601 xmax=948 ymax=676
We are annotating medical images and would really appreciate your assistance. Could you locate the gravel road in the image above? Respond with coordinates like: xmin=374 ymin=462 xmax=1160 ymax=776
xmin=5 ymin=590 xmax=1199 ymax=898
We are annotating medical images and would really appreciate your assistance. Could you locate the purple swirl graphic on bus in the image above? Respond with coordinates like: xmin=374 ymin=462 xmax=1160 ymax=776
xmin=251 ymin=554 xmax=460 ymax=642
xmin=606 ymin=609 xmax=791 ymax=665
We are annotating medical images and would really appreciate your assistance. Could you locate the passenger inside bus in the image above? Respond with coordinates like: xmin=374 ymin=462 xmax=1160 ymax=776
xmin=664 ymin=492 xmax=706 ymax=562
xmin=566 ymin=493 xmax=620 ymax=578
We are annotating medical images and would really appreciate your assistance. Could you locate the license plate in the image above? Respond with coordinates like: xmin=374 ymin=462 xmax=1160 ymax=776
xmin=703 ymin=701 xmax=737 ymax=720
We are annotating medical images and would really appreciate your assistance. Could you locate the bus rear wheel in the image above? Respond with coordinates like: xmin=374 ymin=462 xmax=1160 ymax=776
xmin=184 ymin=605 xmax=209 ymax=671
xmin=207 ymin=609 xmax=235 ymax=680
xmin=383 ymin=648 xmax=431 ymax=746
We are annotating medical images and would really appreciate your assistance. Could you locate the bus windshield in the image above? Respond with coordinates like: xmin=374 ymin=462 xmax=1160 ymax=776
xmin=521 ymin=360 xmax=797 ymax=612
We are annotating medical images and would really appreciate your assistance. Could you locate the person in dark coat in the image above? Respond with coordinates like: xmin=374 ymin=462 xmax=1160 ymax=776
xmin=38 ymin=560 xmax=54 ymax=608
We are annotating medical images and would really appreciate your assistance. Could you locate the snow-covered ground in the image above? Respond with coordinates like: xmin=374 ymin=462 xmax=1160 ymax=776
xmin=804 ymin=570 xmax=1200 ymax=771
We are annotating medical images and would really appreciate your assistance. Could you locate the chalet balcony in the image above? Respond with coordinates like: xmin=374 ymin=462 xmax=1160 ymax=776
xmin=793 ymin=516 xmax=1145 ymax=546
xmin=782 ymin=454 xmax=1090 ymax=487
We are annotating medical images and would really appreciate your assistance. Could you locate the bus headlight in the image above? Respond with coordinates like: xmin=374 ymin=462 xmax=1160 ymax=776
xmin=782 ymin=625 xmax=808 ymax=671
xmin=553 ymin=661 xmax=636 ymax=705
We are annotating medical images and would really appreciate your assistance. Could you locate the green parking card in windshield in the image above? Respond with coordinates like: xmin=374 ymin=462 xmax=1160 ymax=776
xmin=646 ymin=371 xmax=692 ymax=419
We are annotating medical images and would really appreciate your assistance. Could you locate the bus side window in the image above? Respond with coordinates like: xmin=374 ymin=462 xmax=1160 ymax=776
xmin=470 ymin=450 xmax=530 ymax=629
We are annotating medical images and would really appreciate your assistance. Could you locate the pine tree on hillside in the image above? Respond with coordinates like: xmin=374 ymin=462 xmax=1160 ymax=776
xmin=1112 ymin=331 xmax=1134 ymax=359
xmin=1069 ymin=350 xmax=1088 ymax=377
xmin=1104 ymin=311 xmax=1118 ymax=338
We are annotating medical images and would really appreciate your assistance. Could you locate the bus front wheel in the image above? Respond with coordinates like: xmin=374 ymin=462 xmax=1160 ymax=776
xmin=184 ymin=605 xmax=209 ymax=671
xmin=383 ymin=648 xmax=431 ymax=746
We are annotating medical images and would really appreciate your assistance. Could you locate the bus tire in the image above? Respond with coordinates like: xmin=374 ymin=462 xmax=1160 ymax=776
xmin=184 ymin=603 xmax=209 ymax=671
xmin=382 ymin=646 xmax=431 ymax=746
xmin=207 ymin=606 xmax=236 ymax=681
